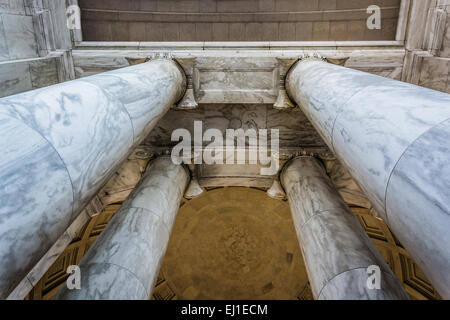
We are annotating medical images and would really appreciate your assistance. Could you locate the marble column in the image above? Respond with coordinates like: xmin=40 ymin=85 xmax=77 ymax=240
xmin=55 ymin=157 xmax=189 ymax=300
xmin=281 ymin=156 xmax=408 ymax=300
xmin=286 ymin=58 xmax=450 ymax=298
xmin=0 ymin=59 xmax=186 ymax=298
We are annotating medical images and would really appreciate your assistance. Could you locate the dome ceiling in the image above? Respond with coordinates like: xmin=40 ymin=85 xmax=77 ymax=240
xmin=160 ymin=187 xmax=310 ymax=300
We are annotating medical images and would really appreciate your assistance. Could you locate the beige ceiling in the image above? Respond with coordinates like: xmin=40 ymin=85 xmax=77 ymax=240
xmin=79 ymin=0 xmax=400 ymax=41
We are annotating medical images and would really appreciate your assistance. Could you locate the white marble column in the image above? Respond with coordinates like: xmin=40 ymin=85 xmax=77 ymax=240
xmin=0 ymin=59 xmax=186 ymax=298
xmin=281 ymin=156 xmax=408 ymax=300
xmin=55 ymin=157 xmax=189 ymax=300
xmin=286 ymin=59 xmax=450 ymax=298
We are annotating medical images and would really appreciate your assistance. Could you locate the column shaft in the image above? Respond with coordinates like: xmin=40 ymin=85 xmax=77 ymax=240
xmin=0 ymin=59 xmax=186 ymax=298
xmin=281 ymin=157 xmax=408 ymax=300
xmin=286 ymin=59 xmax=450 ymax=298
xmin=56 ymin=157 xmax=189 ymax=300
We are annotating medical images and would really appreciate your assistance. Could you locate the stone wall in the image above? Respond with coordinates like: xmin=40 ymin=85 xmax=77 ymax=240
xmin=0 ymin=0 xmax=38 ymax=61
xmin=402 ymin=0 xmax=450 ymax=94
xmin=0 ymin=0 xmax=74 ymax=98
xmin=79 ymin=0 xmax=400 ymax=41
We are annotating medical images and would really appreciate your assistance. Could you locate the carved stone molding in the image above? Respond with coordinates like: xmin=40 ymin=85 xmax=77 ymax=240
xmin=73 ymin=51 xmax=406 ymax=100
xmin=184 ymin=177 xmax=204 ymax=199
xmin=125 ymin=57 xmax=150 ymax=66
xmin=150 ymin=52 xmax=173 ymax=60
xmin=273 ymin=58 xmax=297 ymax=110
xmin=298 ymin=52 xmax=327 ymax=63
xmin=423 ymin=7 xmax=448 ymax=55
xmin=84 ymin=196 xmax=104 ymax=218
xmin=184 ymin=164 xmax=204 ymax=199
xmin=126 ymin=53 xmax=175 ymax=66
xmin=266 ymin=179 xmax=286 ymax=200
xmin=174 ymin=58 xmax=198 ymax=110
xmin=325 ymin=57 xmax=350 ymax=66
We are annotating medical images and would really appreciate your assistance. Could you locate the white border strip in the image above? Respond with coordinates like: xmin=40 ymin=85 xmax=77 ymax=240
xmin=75 ymin=41 xmax=405 ymax=51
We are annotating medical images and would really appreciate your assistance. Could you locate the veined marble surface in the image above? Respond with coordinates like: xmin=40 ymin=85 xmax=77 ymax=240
xmin=287 ymin=59 xmax=450 ymax=298
xmin=0 ymin=13 xmax=38 ymax=60
xmin=386 ymin=118 xmax=450 ymax=299
xmin=0 ymin=56 xmax=69 ymax=96
xmin=55 ymin=157 xmax=189 ymax=300
xmin=0 ymin=113 xmax=73 ymax=298
xmin=0 ymin=50 xmax=76 ymax=98
xmin=7 ymin=196 xmax=103 ymax=300
xmin=324 ymin=159 xmax=372 ymax=209
xmin=0 ymin=0 xmax=26 ymax=15
xmin=281 ymin=157 xmax=408 ymax=300
xmin=82 ymin=62 xmax=186 ymax=143
xmin=0 ymin=59 xmax=185 ymax=299
xmin=194 ymin=57 xmax=278 ymax=104
xmin=0 ymin=79 xmax=134 ymax=215
xmin=318 ymin=269 xmax=409 ymax=300
xmin=0 ymin=60 xmax=32 ymax=97
xmin=0 ymin=14 xmax=8 ymax=62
